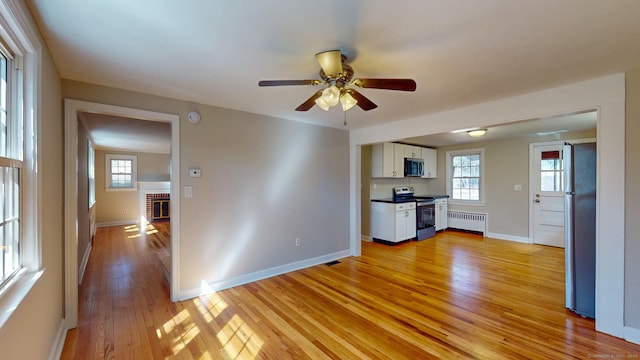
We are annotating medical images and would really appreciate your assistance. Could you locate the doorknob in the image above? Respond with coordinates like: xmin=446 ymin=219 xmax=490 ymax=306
xmin=535 ymin=199 xmax=541 ymax=203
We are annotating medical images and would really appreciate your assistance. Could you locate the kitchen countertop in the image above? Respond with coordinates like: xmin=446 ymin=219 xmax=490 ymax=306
xmin=414 ymin=194 xmax=450 ymax=199
xmin=371 ymin=198 xmax=416 ymax=204
xmin=371 ymin=194 xmax=449 ymax=203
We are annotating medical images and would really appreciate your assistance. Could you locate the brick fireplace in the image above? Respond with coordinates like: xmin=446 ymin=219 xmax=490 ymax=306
xmin=147 ymin=193 xmax=170 ymax=222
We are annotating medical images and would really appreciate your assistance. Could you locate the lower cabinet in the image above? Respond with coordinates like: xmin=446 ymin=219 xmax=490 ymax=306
xmin=434 ymin=198 xmax=448 ymax=231
xmin=371 ymin=201 xmax=416 ymax=243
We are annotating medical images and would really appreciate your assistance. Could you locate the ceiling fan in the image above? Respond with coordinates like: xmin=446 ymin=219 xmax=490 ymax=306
xmin=258 ymin=50 xmax=417 ymax=112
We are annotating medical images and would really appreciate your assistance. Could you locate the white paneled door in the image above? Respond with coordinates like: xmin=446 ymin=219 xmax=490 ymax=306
xmin=531 ymin=143 xmax=565 ymax=248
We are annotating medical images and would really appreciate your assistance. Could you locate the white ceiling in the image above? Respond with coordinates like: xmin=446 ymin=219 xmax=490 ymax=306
xmin=26 ymin=1 xmax=640 ymax=149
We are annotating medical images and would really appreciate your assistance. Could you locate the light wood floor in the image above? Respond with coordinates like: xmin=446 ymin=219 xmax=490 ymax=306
xmin=61 ymin=225 xmax=640 ymax=359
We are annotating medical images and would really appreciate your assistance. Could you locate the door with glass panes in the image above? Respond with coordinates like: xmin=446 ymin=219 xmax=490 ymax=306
xmin=532 ymin=144 xmax=565 ymax=247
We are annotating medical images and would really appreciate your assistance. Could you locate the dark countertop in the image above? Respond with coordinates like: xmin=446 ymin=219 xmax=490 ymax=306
xmin=414 ymin=194 xmax=449 ymax=199
xmin=371 ymin=198 xmax=417 ymax=204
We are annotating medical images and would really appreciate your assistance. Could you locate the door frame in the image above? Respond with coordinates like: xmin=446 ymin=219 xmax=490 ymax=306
xmin=63 ymin=99 xmax=180 ymax=329
xmin=528 ymin=137 xmax=596 ymax=244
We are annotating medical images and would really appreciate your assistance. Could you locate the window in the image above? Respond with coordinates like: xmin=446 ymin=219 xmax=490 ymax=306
xmin=88 ymin=140 xmax=95 ymax=207
xmin=446 ymin=149 xmax=484 ymax=203
xmin=0 ymin=48 xmax=23 ymax=286
xmin=540 ymin=150 xmax=563 ymax=192
xmin=105 ymin=154 xmax=137 ymax=191
xmin=0 ymin=0 xmax=42 ymax=328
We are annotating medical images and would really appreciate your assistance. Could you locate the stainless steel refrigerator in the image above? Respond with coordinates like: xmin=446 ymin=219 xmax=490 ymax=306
xmin=564 ymin=142 xmax=596 ymax=318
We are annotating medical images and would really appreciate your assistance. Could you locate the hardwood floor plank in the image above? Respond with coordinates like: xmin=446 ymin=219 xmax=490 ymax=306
xmin=61 ymin=225 xmax=640 ymax=359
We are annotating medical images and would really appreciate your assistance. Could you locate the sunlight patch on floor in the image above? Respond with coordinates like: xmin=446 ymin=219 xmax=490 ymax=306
xmin=216 ymin=314 xmax=264 ymax=359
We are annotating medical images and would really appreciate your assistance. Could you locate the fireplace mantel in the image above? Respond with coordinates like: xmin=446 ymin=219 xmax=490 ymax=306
xmin=138 ymin=181 xmax=170 ymax=191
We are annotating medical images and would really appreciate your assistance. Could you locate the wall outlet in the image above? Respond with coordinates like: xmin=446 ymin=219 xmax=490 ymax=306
xmin=295 ymin=237 xmax=301 ymax=247
xmin=123 ymin=208 xmax=128 ymax=214
xmin=514 ymin=184 xmax=522 ymax=191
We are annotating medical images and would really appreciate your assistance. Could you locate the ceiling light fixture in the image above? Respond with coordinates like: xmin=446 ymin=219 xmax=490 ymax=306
xmin=315 ymin=85 xmax=359 ymax=112
xmin=467 ymin=129 xmax=487 ymax=137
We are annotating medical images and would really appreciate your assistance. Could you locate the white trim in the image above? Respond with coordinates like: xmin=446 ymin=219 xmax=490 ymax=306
xmin=64 ymin=100 xmax=180 ymax=329
xmin=350 ymin=73 xmax=626 ymax=338
xmin=175 ymin=250 xmax=351 ymax=301
xmin=0 ymin=0 xmax=43 ymax=335
xmin=486 ymin=232 xmax=530 ymax=244
xmin=624 ymin=326 xmax=640 ymax=346
xmin=48 ymin=320 xmax=67 ymax=360
xmin=78 ymin=243 xmax=92 ymax=284
xmin=104 ymin=153 xmax=137 ymax=191
xmin=446 ymin=148 xmax=485 ymax=205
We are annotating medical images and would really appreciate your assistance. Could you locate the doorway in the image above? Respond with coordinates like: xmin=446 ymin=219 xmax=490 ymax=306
xmin=64 ymin=100 xmax=180 ymax=329
xmin=530 ymin=142 xmax=566 ymax=247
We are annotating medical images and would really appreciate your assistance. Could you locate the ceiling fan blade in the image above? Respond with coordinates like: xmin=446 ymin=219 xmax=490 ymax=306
xmin=315 ymin=50 xmax=343 ymax=78
xmin=259 ymin=80 xmax=320 ymax=87
xmin=295 ymin=90 xmax=323 ymax=111
xmin=352 ymin=78 xmax=417 ymax=91
xmin=347 ymin=89 xmax=378 ymax=111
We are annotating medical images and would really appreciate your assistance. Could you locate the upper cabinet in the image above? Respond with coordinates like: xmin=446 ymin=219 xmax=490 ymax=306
xmin=371 ymin=142 xmax=405 ymax=178
xmin=372 ymin=142 xmax=438 ymax=179
xmin=421 ymin=147 xmax=437 ymax=178
xmin=404 ymin=144 xmax=422 ymax=159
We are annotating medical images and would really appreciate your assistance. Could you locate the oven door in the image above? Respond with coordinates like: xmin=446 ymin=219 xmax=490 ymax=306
xmin=416 ymin=202 xmax=435 ymax=230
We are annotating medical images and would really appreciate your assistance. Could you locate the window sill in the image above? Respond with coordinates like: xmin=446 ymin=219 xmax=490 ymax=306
xmin=0 ymin=269 xmax=45 ymax=331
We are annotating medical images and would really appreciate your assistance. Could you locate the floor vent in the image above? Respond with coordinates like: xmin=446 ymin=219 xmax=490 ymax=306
xmin=447 ymin=210 xmax=487 ymax=235
xmin=325 ymin=260 xmax=341 ymax=266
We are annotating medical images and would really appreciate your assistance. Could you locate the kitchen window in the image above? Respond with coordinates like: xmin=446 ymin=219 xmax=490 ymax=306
xmin=105 ymin=154 xmax=137 ymax=191
xmin=446 ymin=149 xmax=484 ymax=203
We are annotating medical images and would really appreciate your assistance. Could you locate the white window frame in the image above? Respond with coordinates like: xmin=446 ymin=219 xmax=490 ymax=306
xmin=0 ymin=0 xmax=43 ymax=329
xmin=105 ymin=154 xmax=137 ymax=191
xmin=446 ymin=148 xmax=485 ymax=205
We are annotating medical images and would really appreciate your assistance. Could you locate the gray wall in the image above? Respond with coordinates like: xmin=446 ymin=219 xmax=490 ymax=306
xmin=62 ymin=80 xmax=350 ymax=293
xmin=625 ymin=70 xmax=640 ymax=328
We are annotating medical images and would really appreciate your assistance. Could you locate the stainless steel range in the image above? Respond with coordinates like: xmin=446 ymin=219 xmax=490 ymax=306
xmin=393 ymin=187 xmax=436 ymax=241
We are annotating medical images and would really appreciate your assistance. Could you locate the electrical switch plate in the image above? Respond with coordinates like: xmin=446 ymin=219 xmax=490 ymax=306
xmin=184 ymin=185 xmax=193 ymax=198
xmin=514 ymin=184 xmax=522 ymax=191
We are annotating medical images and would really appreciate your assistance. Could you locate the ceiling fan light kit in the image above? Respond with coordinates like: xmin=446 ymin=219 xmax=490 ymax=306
xmin=259 ymin=49 xmax=416 ymax=112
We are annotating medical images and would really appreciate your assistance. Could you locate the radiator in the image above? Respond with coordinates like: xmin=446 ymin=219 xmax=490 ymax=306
xmin=447 ymin=210 xmax=487 ymax=235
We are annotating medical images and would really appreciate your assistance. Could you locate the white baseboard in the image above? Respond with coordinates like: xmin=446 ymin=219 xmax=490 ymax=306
xmin=625 ymin=326 xmax=640 ymax=345
xmin=48 ymin=320 xmax=67 ymax=360
xmin=361 ymin=235 xmax=372 ymax=242
xmin=96 ymin=220 xmax=139 ymax=228
xmin=174 ymin=250 xmax=351 ymax=301
xmin=486 ymin=232 xmax=531 ymax=244
xmin=78 ymin=243 xmax=92 ymax=284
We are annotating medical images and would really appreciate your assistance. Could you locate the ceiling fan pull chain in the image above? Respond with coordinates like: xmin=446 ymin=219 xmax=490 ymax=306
xmin=343 ymin=111 xmax=347 ymax=126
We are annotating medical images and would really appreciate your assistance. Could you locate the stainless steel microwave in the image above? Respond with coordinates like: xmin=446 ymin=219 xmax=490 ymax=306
xmin=404 ymin=158 xmax=424 ymax=177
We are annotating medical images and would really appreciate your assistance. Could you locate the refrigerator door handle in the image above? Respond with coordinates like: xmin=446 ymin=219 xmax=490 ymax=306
xmin=565 ymin=193 xmax=575 ymax=310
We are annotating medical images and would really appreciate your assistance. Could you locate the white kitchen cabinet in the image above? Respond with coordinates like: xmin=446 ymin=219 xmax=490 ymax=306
xmin=404 ymin=144 xmax=422 ymax=159
xmin=371 ymin=201 xmax=416 ymax=242
xmin=371 ymin=142 xmax=405 ymax=178
xmin=421 ymin=147 xmax=437 ymax=178
xmin=434 ymin=198 xmax=448 ymax=231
